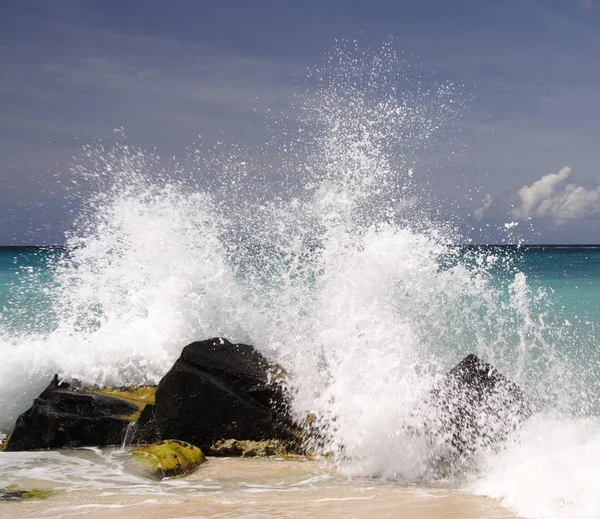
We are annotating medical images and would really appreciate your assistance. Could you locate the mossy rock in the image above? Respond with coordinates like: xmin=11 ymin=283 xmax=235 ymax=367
xmin=92 ymin=386 xmax=156 ymax=421
xmin=210 ymin=439 xmax=298 ymax=457
xmin=131 ymin=439 xmax=205 ymax=479
xmin=0 ymin=486 xmax=56 ymax=501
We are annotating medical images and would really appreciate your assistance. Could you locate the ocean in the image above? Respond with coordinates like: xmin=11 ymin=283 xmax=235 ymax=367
xmin=1 ymin=43 xmax=600 ymax=519
xmin=1 ymin=244 xmax=599 ymax=519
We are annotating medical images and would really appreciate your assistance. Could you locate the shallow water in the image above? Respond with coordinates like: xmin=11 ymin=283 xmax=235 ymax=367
xmin=0 ymin=454 xmax=519 ymax=519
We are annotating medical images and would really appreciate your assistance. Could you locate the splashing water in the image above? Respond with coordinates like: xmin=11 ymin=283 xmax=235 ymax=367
xmin=1 ymin=41 xmax=600 ymax=519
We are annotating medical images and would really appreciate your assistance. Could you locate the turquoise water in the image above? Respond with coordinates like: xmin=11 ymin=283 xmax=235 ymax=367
xmin=1 ymin=241 xmax=599 ymax=518
xmin=475 ymin=245 xmax=600 ymax=326
xmin=0 ymin=247 xmax=60 ymax=334
xmin=1 ymin=245 xmax=599 ymax=383
xmin=0 ymin=245 xmax=600 ymax=336
xmin=2 ymin=244 xmax=599 ymax=345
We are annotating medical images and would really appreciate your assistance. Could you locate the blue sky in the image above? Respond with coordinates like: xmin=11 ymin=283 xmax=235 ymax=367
xmin=1 ymin=0 xmax=599 ymax=244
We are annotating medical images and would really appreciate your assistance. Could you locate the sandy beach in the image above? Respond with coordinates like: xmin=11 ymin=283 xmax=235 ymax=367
xmin=0 ymin=457 xmax=520 ymax=519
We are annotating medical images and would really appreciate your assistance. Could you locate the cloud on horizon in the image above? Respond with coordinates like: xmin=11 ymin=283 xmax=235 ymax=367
xmin=476 ymin=166 xmax=600 ymax=228
xmin=513 ymin=167 xmax=600 ymax=225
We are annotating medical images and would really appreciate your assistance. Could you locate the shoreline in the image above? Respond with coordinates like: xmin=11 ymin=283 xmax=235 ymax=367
xmin=0 ymin=457 xmax=520 ymax=519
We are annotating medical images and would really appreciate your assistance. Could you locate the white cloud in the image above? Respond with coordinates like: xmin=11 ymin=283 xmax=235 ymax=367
xmin=512 ymin=167 xmax=600 ymax=225
xmin=513 ymin=166 xmax=572 ymax=219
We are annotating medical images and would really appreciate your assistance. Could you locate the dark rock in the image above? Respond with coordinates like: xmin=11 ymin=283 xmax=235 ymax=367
xmin=153 ymin=337 xmax=299 ymax=454
xmin=3 ymin=376 xmax=150 ymax=451
xmin=133 ymin=404 xmax=160 ymax=444
xmin=423 ymin=354 xmax=531 ymax=459
xmin=210 ymin=438 xmax=296 ymax=457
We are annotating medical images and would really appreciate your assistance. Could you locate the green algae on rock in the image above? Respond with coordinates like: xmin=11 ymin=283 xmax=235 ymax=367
xmin=211 ymin=439 xmax=299 ymax=457
xmin=131 ymin=439 xmax=206 ymax=479
xmin=3 ymin=376 xmax=158 ymax=451
xmin=0 ymin=486 xmax=56 ymax=501
xmin=92 ymin=385 xmax=156 ymax=422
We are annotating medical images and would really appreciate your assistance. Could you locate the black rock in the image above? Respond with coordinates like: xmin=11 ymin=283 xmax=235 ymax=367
xmin=423 ymin=354 xmax=532 ymax=459
xmin=153 ymin=337 xmax=297 ymax=453
xmin=4 ymin=376 xmax=138 ymax=451
xmin=133 ymin=404 xmax=160 ymax=444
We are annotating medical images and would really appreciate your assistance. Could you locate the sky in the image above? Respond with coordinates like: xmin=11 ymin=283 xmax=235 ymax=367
xmin=0 ymin=0 xmax=599 ymax=244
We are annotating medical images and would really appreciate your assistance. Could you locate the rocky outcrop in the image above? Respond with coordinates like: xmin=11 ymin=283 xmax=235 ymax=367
xmin=130 ymin=439 xmax=205 ymax=479
xmin=211 ymin=438 xmax=296 ymax=457
xmin=153 ymin=337 xmax=300 ymax=454
xmin=2 ymin=341 xmax=526 ymax=464
xmin=422 ymin=354 xmax=531 ymax=460
xmin=3 ymin=376 xmax=156 ymax=451
xmin=1 ymin=338 xmax=299 ymax=453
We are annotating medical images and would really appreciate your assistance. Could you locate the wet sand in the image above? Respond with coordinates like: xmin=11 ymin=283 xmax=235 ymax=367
xmin=0 ymin=457 xmax=520 ymax=519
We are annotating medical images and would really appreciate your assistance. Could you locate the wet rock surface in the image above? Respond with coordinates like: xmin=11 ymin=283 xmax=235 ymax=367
xmin=153 ymin=337 xmax=300 ymax=454
xmin=211 ymin=438 xmax=297 ymax=457
xmin=130 ymin=439 xmax=206 ymax=479
xmin=3 ymin=376 xmax=156 ymax=451
xmin=0 ymin=343 xmax=528 ymax=463
xmin=423 ymin=354 xmax=531 ymax=459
